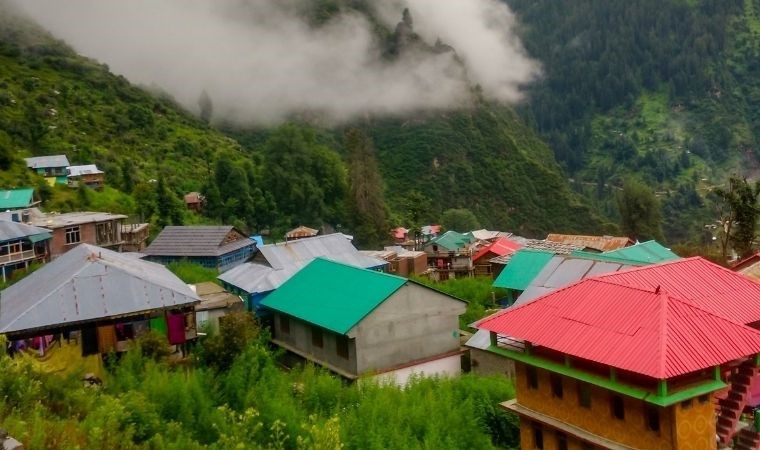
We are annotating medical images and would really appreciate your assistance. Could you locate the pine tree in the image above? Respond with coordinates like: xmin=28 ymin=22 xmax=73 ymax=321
xmin=345 ymin=129 xmax=388 ymax=248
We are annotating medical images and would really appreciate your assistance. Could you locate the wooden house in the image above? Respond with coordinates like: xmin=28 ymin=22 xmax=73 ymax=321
xmin=0 ymin=244 xmax=199 ymax=356
xmin=0 ymin=218 xmax=51 ymax=282
xmin=24 ymin=155 xmax=70 ymax=184
xmin=121 ymin=223 xmax=150 ymax=252
xmin=545 ymin=233 xmax=634 ymax=253
xmin=261 ymin=258 xmax=466 ymax=385
xmin=67 ymin=165 xmax=105 ymax=189
xmin=191 ymin=282 xmax=244 ymax=332
xmin=285 ymin=225 xmax=319 ymax=241
xmin=362 ymin=246 xmax=428 ymax=277
xmin=183 ymin=192 xmax=203 ymax=212
xmin=471 ymin=236 xmax=522 ymax=277
xmin=218 ymin=233 xmax=387 ymax=314
xmin=422 ymin=230 xmax=476 ymax=280
xmin=477 ymin=257 xmax=760 ymax=449
xmin=143 ymin=226 xmax=256 ymax=273
xmin=21 ymin=209 xmax=127 ymax=257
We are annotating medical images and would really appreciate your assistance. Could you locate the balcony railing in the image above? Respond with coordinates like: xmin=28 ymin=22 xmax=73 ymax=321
xmin=0 ymin=250 xmax=37 ymax=265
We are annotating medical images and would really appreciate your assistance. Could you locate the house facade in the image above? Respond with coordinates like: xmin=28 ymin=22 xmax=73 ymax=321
xmin=24 ymin=155 xmax=70 ymax=184
xmin=67 ymin=164 xmax=105 ymax=189
xmin=477 ymin=257 xmax=760 ymax=449
xmin=121 ymin=223 xmax=150 ymax=252
xmin=144 ymin=226 xmax=255 ymax=273
xmin=262 ymin=258 xmax=466 ymax=385
xmin=23 ymin=210 xmax=127 ymax=257
xmin=0 ymin=219 xmax=51 ymax=282
xmin=423 ymin=230 xmax=476 ymax=280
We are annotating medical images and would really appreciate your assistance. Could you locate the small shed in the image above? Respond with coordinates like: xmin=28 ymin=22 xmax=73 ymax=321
xmin=25 ymin=154 xmax=70 ymax=184
xmin=191 ymin=282 xmax=244 ymax=332
xmin=67 ymin=165 xmax=105 ymax=189
xmin=0 ymin=188 xmax=38 ymax=211
xmin=143 ymin=226 xmax=256 ymax=273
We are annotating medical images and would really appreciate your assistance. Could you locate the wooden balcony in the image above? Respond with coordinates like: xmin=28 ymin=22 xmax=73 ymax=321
xmin=0 ymin=249 xmax=37 ymax=265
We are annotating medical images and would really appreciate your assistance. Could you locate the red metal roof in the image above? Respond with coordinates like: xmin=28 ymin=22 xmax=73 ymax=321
xmin=473 ymin=236 xmax=522 ymax=262
xmin=477 ymin=277 xmax=760 ymax=379
xmin=732 ymin=252 xmax=760 ymax=271
xmin=593 ymin=257 xmax=760 ymax=324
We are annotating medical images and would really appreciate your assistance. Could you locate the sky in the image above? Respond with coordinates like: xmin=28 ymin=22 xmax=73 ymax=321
xmin=11 ymin=0 xmax=539 ymax=125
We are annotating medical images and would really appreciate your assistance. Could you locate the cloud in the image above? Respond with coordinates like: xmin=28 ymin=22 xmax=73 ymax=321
xmin=10 ymin=0 xmax=539 ymax=125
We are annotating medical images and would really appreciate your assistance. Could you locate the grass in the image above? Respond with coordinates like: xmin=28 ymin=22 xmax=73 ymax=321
xmin=166 ymin=260 xmax=219 ymax=284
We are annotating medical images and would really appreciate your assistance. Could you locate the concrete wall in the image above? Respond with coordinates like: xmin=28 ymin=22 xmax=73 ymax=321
xmin=469 ymin=348 xmax=515 ymax=378
xmin=272 ymin=312 xmax=358 ymax=377
xmin=369 ymin=353 xmax=462 ymax=387
xmin=350 ymin=282 xmax=465 ymax=374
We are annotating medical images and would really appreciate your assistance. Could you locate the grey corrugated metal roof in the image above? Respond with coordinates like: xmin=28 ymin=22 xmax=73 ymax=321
xmin=143 ymin=226 xmax=254 ymax=257
xmin=511 ymin=255 xmax=638 ymax=307
xmin=464 ymin=328 xmax=492 ymax=350
xmin=24 ymin=155 xmax=70 ymax=169
xmin=0 ymin=219 xmax=51 ymax=242
xmin=0 ymin=244 xmax=199 ymax=335
xmin=25 ymin=210 xmax=127 ymax=229
xmin=219 ymin=234 xmax=387 ymax=294
xmin=67 ymin=164 xmax=103 ymax=176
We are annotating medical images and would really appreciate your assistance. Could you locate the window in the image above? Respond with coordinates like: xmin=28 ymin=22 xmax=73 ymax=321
xmin=336 ymin=335 xmax=349 ymax=359
xmin=527 ymin=366 xmax=539 ymax=390
xmin=698 ymin=394 xmax=710 ymax=404
xmin=556 ymin=432 xmax=567 ymax=450
xmin=611 ymin=395 xmax=625 ymax=420
xmin=645 ymin=405 xmax=660 ymax=432
xmin=532 ymin=422 xmax=543 ymax=450
xmin=577 ymin=382 xmax=591 ymax=408
xmin=550 ymin=373 xmax=563 ymax=398
xmin=65 ymin=226 xmax=81 ymax=244
xmin=279 ymin=315 xmax=290 ymax=334
xmin=312 ymin=327 xmax=323 ymax=348
xmin=681 ymin=399 xmax=693 ymax=410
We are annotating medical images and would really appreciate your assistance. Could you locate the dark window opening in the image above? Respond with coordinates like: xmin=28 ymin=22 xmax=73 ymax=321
xmin=681 ymin=399 xmax=693 ymax=410
xmin=698 ymin=394 xmax=709 ymax=404
xmin=527 ymin=366 xmax=538 ymax=390
xmin=611 ymin=395 xmax=625 ymax=420
xmin=336 ymin=335 xmax=349 ymax=359
xmin=550 ymin=373 xmax=563 ymax=398
xmin=581 ymin=444 xmax=595 ymax=450
xmin=577 ymin=382 xmax=591 ymax=408
xmin=645 ymin=405 xmax=660 ymax=432
xmin=312 ymin=327 xmax=323 ymax=348
xmin=556 ymin=432 xmax=567 ymax=450
xmin=532 ymin=422 xmax=543 ymax=450
xmin=279 ymin=315 xmax=290 ymax=334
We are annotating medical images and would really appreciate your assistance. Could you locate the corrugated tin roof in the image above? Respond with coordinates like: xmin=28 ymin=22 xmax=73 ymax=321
xmin=67 ymin=164 xmax=103 ymax=176
xmin=260 ymin=258 xmax=408 ymax=334
xmin=0 ymin=189 xmax=34 ymax=210
xmin=477 ymin=278 xmax=760 ymax=379
xmin=191 ymin=282 xmax=242 ymax=311
xmin=218 ymin=233 xmax=387 ymax=294
xmin=24 ymin=155 xmax=70 ymax=169
xmin=0 ymin=219 xmax=51 ymax=243
xmin=285 ymin=225 xmax=319 ymax=239
xmin=26 ymin=210 xmax=127 ymax=229
xmin=421 ymin=225 xmax=441 ymax=236
xmin=492 ymin=249 xmax=555 ymax=290
xmin=425 ymin=230 xmax=474 ymax=251
xmin=470 ymin=229 xmax=512 ymax=241
xmin=546 ymin=234 xmax=634 ymax=252
xmin=512 ymin=255 xmax=641 ymax=307
xmin=473 ymin=236 xmax=522 ymax=262
xmin=143 ymin=226 xmax=254 ymax=257
xmin=0 ymin=244 xmax=199 ymax=335
xmin=733 ymin=252 xmax=760 ymax=272
xmin=582 ymin=240 xmax=679 ymax=264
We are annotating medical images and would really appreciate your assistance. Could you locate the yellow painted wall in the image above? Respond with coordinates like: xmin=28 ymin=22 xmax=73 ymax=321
xmin=519 ymin=420 xmax=598 ymax=450
xmin=672 ymin=397 xmax=715 ymax=450
xmin=514 ymin=362 xmax=690 ymax=449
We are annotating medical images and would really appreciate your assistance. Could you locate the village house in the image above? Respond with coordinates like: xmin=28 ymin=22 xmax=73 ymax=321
xmin=0 ymin=218 xmax=51 ymax=282
xmin=471 ymin=236 xmax=523 ymax=277
xmin=10 ymin=209 xmax=128 ymax=258
xmin=285 ymin=225 xmax=319 ymax=241
xmin=0 ymin=244 xmax=200 ymax=357
xmin=545 ymin=233 xmax=634 ymax=253
xmin=183 ymin=192 xmax=203 ymax=212
xmin=477 ymin=257 xmax=760 ymax=449
xmin=261 ymin=258 xmax=467 ymax=385
xmin=422 ymin=230 xmax=477 ymax=280
xmin=361 ymin=246 xmax=428 ymax=278
xmin=218 ymin=233 xmax=387 ymax=313
xmin=0 ymin=188 xmax=38 ymax=211
xmin=191 ymin=282 xmax=244 ymax=332
xmin=67 ymin=164 xmax=105 ymax=189
xmin=121 ymin=223 xmax=150 ymax=252
xmin=24 ymin=155 xmax=70 ymax=184
xmin=143 ymin=225 xmax=256 ymax=273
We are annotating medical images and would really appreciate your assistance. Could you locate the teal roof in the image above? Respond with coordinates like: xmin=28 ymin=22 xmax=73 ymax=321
xmin=492 ymin=249 xmax=554 ymax=290
xmin=426 ymin=230 xmax=474 ymax=251
xmin=260 ymin=258 xmax=408 ymax=334
xmin=0 ymin=188 xmax=34 ymax=210
xmin=572 ymin=240 xmax=679 ymax=264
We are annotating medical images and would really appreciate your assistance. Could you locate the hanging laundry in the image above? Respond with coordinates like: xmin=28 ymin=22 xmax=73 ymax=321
xmin=97 ymin=324 xmax=118 ymax=354
xmin=167 ymin=313 xmax=186 ymax=345
xmin=149 ymin=315 xmax=168 ymax=336
xmin=132 ymin=319 xmax=150 ymax=338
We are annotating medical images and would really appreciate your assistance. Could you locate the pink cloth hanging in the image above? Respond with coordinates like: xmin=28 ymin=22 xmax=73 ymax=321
xmin=167 ymin=313 xmax=186 ymax=345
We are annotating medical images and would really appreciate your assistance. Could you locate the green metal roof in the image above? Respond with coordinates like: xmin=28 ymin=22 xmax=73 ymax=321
xmin=260 ymin=257 xmax=408 ymax=334
xmin=572 ymin=240 xmax=679 ymax=265
xmin=492 ymin=249 xmax=554 ymax=290
xmin=425 ymin=230 xmax=474 ymax=251
xmin=0 ymin=188 xmax=34 ymax=210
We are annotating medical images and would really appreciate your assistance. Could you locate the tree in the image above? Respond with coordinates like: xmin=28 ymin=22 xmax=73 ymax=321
xmin=156 ymin=176 xmax=183 ymax=227
xmin=0 ymin=131 xmax=14 ymax=170
xmin=617 ymin=178 xmax=663 ymax=242
xmin=714 ymin=176 xmax=760 ymax=260
xmin=441 ymin=208 xmax=480 ymax=232
xmin=198 ymin=90 xmax=213 ymax=123
xmin=345 ymin=129 xmax=388 ymax=248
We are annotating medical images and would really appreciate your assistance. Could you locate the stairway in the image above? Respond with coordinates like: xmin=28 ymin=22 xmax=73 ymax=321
xmin=734 ymin=428 xmax=760 ymax=450
xmin=717 ymin=363 xmax=760 ymax=447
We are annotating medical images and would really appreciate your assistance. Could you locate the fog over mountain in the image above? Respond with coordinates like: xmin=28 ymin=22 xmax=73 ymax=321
xmin=10 ymin=0 xmax=538 ymax=125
